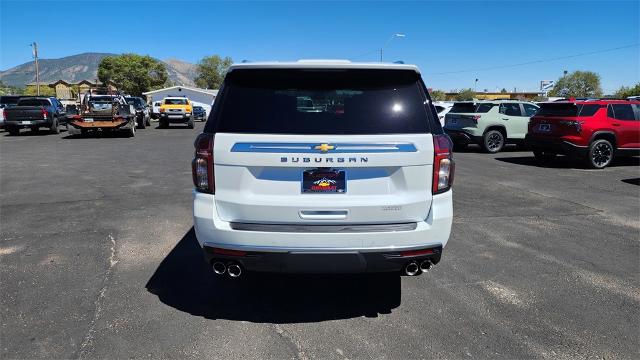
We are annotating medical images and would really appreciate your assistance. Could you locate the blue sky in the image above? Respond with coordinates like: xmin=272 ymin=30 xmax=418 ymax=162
xmin=1 ymin=0 xmax=638 ymax=93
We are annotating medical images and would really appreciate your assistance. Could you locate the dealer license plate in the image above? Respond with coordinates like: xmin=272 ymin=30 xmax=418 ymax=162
xmin=302 ymin=169 xmax=346 ymax=194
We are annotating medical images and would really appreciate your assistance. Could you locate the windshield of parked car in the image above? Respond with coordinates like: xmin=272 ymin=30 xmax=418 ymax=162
xmin=207 ymin=69 xmax=433 ymax=135
xmin=125 ymin=97 xmax=145 ymax=109
xmin=450 ymin=102 xmax=496 ymax=113
xmin=17 ymin=99 xmax=50 ymax=107
xmin=163 ymin=98 xmax=188 ymax=105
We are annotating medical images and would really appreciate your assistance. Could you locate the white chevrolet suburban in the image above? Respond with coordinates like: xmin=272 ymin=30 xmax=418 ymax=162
xmin=192 ymin=60 xmax=454 ymax=278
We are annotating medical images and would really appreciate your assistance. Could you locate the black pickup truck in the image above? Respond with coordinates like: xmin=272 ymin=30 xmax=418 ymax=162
xmin=4 ymin=97 xmax=66 ymax=135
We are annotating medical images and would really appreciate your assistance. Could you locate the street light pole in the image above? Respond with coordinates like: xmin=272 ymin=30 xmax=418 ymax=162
xmin=31 ymin=42 xmax=40 ymax=96
xmin=380 ymin=33 xmax=405 ymax=62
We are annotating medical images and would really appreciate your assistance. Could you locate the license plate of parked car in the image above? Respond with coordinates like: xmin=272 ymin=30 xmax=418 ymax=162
xmin=302 ymin=169 xmax=346 ymax=193
xmin=21 ymin=121 xmax=31 ymax=125
xmin=84 ymin=118 xmax=94 ymax=122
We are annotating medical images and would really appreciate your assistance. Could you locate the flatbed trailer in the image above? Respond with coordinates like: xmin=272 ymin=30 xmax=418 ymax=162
xmin=68 ymin=90 xmax=136 ymax=137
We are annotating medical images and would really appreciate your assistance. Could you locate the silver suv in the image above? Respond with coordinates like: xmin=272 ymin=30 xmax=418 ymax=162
xmin=444 ymin=100 xmax=539 ymax=153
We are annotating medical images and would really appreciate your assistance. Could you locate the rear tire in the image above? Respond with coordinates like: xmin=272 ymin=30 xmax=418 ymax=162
xmin=146 ymin=117 xmax=151 ymax=126
xmin=128 ymin=124 xmax=136 ymax=137
xmin=585 ymin=139 xmax=614 ymax=169
xmin=482 ymin=130 xmax=505 ymax=153
xmin=187 ymin=117 xmax=194 ymax=129
xmin=159 ymin=119 xmax=168 ymax=128
xmin=138 ymin=117 xmax=146 ymax=129
xmin=8 ymin=127 xmax=19 ymax=136
xmin=49 ymin=118 xmax=60 ymax=134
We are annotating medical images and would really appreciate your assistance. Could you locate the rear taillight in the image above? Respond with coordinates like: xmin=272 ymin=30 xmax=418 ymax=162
xmin=192 ymin=133 xmax=214 ymax=193
xmin=432 ymin=134 xmax=455 ymax=194
xmin=559 ymin=120 xmax=582 ymax=133
xmin=41 ymin=108 xmax=48 ymax=119
xmin=471 ymin=115 xmax=481 ymax=124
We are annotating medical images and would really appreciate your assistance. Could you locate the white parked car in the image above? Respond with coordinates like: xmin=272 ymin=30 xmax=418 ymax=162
xmin=150 ymin=101 xmax=162 ymax=119
xmin=191 ymin=60 xmax=454 ymax=278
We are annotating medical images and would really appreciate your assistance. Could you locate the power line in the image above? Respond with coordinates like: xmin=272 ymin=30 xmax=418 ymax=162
xmin=428 ymin=43 xmax=639 ymax=76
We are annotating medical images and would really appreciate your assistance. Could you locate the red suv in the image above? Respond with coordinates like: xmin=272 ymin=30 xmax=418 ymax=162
xmin=526 ymin=99 xmax=640 ymax=168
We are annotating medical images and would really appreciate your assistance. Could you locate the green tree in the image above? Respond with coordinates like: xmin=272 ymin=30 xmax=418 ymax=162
xmin=23 ymin=85 xmax=56 ymax=96
xmin=97 ymin=54 xmax=168 ymax=96
xmin=548 ymin=71 xmax=602 ymax=98
xmin=194 ymin=55 xmax=233 ymax=89
xmin=455 ymin=88 xmax=475 ymax=101
xmin=500 ymin=88 xmax=508 ymax=93
xmin=614 ymin=83 xmax=640 ymax=98
xmin=430 ymin=89 xmax=446 ymax=101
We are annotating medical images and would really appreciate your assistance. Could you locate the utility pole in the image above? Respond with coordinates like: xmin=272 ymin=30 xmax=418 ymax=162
xmin=31 ymin=42 xmax=40 ymax=96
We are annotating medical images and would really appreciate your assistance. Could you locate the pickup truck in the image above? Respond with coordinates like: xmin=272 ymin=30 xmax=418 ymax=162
xmin=68 ymin=92 xmax=137 ymax=137
xmin=4 ymin=97 xmax=65 ymax=136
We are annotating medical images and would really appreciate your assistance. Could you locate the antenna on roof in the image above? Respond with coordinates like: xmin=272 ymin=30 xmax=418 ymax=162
xmin=393 ymin=60 xmax=405 ymax=64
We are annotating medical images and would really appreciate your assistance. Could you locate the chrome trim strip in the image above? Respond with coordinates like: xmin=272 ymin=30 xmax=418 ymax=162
xmin=230 ymin=142 xmax=417 ymax=153
xmin=230 ymin=222 xmax=417 ymax=233
xmin=202 ymin=241 xmax=442 ymax=254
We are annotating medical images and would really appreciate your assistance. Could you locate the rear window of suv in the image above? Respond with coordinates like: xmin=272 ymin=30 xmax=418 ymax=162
xmin=537 ymin=103 xmax=601 ymax=117
xmin=206 ymin=69 xmax=434 ymax=134
xmin=449 ymin=102 xmax=496 ymax=114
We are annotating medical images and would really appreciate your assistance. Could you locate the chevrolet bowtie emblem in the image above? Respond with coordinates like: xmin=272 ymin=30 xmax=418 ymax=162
xmin=314 ymin=143 xmax=335 ymax=152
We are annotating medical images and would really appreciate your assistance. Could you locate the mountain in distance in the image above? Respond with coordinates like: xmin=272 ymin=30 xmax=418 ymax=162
xmin=0 ymin=52 xmax=197 ymax=87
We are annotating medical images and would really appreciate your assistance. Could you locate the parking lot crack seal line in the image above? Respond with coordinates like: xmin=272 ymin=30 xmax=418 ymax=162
xmin=75 ymin=233 xmax=118 ymax=359
xmin=272 ymin=324 xmax=309 ymax=360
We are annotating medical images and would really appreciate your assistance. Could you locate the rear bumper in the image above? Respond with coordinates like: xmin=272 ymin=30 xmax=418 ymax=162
xmin=5 ymin=119 xmax=52 ymax=128
xmin=525 ymin=135 xmax=588 ymax=157
xmin=444 ymin=129 xmax=481 ymax=145
xmin=193 ymin=190 xmax=453 ymax=273
xmin=160 ymin=113 xmax=191 ymax=123
xmin=69 ymin=119 xmax=133 ymax=130
xmin=202 ymin=243 xmax=442 ymax=273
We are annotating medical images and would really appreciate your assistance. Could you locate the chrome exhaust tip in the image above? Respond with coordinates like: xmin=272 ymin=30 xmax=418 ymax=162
xmin=419 ymin=260 xmax=432 ymax=272
xmin=212 ymin=261 xmax=226 ymax=275
xmin=404 ymin=262 xmax=420 ymax=276
xmin=227 ymin=264 xmax=242 ymax=278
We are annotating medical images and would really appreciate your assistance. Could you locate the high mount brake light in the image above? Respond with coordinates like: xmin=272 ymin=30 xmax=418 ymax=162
xmin=192 ymin=133 xmax=215 ymax=194
xmin=432 ymin=134 xmax=455 ymax=194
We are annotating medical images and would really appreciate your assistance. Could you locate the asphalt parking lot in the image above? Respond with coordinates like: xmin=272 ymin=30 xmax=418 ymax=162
xmin=1 ymin=123 xmax=639 ymax=359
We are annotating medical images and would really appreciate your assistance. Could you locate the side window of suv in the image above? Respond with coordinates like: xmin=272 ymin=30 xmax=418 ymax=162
xmin=500 ymin=103 xmax=523 ymax=116
xmin=523 ymin=103 xmax=538 ymax=117
xmin=609 ymin=104 xmax=636 ymax=121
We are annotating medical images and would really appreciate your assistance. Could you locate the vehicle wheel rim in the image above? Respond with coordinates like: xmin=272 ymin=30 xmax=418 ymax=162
xmin=487 ymin=133 xmax=503 ymax=151
xmin=592 ymin=142 xmax=612 ymax=167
